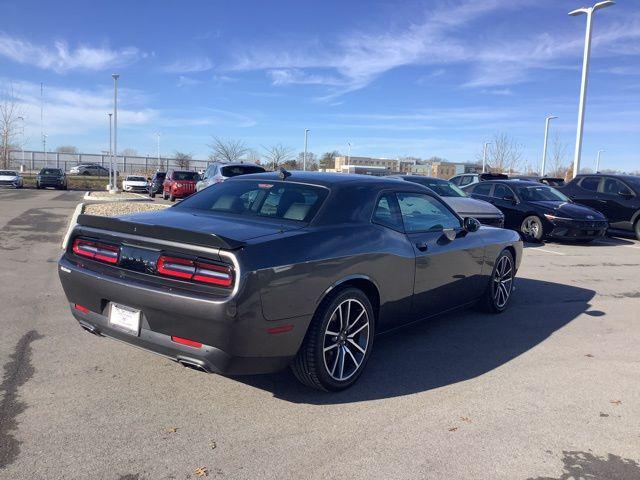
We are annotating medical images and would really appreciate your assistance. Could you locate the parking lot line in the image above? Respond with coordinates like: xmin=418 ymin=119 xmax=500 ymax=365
xmin=528 ymin=248 xmax=565 ymax=255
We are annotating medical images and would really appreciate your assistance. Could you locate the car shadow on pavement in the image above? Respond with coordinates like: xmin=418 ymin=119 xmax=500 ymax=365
xmin=238 ymin=278 xmax=596 ymax=404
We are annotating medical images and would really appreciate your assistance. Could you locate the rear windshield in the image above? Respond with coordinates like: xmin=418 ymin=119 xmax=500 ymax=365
xmin=0 ymin=171 xmax=17 ymax=176
xmin=517 ymin=185 xmax=569 ymax=202
xmin=406 ymin=177 xmax=466 ymax=197
xmin=176 ymin=180 xmax=328 ymax=222
xmin=40 ymin=169 xmax=62 ymax=175
xmin=126 ymin=176 xmax=146 ymax=181
xmin=154 ymin=172 xmax=166 ymax=179
xmin=173 ymin=171 xmax=199 ymax=181
xmin=221 ymin=165 xmax=265 ymax=177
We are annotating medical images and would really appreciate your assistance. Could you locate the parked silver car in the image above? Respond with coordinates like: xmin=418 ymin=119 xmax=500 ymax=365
xmin=69 ymin=164 xmax=110 ymax=176
xmin=196 ymin=162 xmax=266 ymax=191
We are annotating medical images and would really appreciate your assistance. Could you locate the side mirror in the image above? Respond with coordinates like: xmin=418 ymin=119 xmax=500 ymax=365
xmin=463 ymin=217 xmax=481 ymax=233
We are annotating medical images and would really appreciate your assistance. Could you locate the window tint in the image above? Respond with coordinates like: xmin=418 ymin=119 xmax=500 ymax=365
xmin=173 ymin=171 xmax=199 ymax=181
xmin=176 ymin=180 xmax=328 ymax=222
xmin=450 ymin=176 xmax=461 ymax=186
xmin=396 ymin=193 xmax=460 ymax=233
xmin=372 ymin=193 xmax=403 ymax=231
xmin=472 ymin=183 xmax=492 ymax=196
xmin=580 ymin=177 xmax=600 ymax=192
xmin=40 ymin=169 xmax=61 ymax=175
xmin=603 ymin=178 xmax=632 ymax=196
xmin=492 ymin=184 xmax=513 ymax=199
xmin=517 ymin=185 xmax=570 ymax=202
xmin=221 ymin=165 xmax=265 ymax=177
xmin=405 ymin=177 xmax=466 ymax=197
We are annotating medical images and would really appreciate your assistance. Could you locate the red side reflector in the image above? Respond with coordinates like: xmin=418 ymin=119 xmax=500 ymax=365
xmin=267 ymin=324 xmax=294 ymax=334
xmin=74 ymin=304 xmax=90 ymax=314
xmin=171 ymin=336 xmax=202 ymax=348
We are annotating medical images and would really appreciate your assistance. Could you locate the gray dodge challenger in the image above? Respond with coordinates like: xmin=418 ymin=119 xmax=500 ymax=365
xmin=58 ymin=171 xmax=523 ymax=391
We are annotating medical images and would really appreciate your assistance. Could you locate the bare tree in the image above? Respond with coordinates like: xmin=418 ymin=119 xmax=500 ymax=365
xmin=546 ymin=133 xmax=569 ymax=177
xmin=481 ymin=133 xmax=523 ymax=173
xmin=0 ymin=85 xmax=24 ymax=169
xmin=209 ymin=137 xmax=248 ymax=162
xmin=263 ymin=144 xmax=294 ymax=170
xmin=295 ymin=151 xmax=317 ymax=170
xmin=319 ymin=151 xmax=339 ymax=170
xmin=120 ymin=148 xmax=138 ymax=156
xmin=174 ymin=151 xmax=192 ymax=169
xmin=245 ymin=148 xmax=262 ymax=165
xmin=56 ymin=145 xmax=78 ymax=154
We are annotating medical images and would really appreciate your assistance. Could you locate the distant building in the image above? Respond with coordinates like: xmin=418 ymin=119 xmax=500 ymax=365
xmin=333 ymin=156 xmax=414 ymax=174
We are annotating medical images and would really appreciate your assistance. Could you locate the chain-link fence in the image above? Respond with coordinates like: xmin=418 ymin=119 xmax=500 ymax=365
xmin=8 ymin=150 xmax=210 ymax=176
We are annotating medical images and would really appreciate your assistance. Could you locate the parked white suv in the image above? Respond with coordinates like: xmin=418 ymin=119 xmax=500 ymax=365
xmin=122 ymin=175 xmax=149 ymax=192
xmin=196 ymin=162 xmax=265 ymax=191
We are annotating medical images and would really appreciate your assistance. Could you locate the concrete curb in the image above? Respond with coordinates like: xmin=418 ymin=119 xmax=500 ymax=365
xmin=83 ymin=192 xmax=151 ymax=202
xmin=62 ymin=202 xmax=85 ymax=250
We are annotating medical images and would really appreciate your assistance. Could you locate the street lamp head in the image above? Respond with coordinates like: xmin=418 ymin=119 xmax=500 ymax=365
xmin=547 ymin=115 xmax=558 ymax=120
xmin=569 ymin=7 xmax=589 ymax=16
xmin=112 ymin=74 xmax=120 ymax=80
xmin=594 ymin=0 xmax=615 ymax=11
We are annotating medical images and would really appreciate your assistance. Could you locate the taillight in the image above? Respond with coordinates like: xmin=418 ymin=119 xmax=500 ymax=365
xmin=156 ymin=255 xmax=234 ymax=288
xmin=72 ymin=238 xmax=119 ymax=264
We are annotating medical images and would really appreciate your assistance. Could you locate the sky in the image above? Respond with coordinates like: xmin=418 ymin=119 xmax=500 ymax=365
xmin=0 ymin=0 xmax=639 ymax=172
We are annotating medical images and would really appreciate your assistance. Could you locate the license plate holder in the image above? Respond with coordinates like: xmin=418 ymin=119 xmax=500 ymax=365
xmin=109 ymin=303 xmax=141 ymax=336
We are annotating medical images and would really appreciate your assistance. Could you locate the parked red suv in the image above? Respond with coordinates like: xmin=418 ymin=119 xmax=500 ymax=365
xmin=162 ymin=170 xmax=200 ymax=201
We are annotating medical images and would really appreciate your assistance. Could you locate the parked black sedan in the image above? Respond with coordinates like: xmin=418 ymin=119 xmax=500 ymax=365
xmin=464 ymin=179 xmax=607 ymax=242
xmin=559 ymin=174 xmax=640 ymax=240
xmin=389 ymin=175 xmax=504 ymax=227
xmin=58 ymin=172 xmax=522 ymax=391
xmin=36 ymin=168 xmax=67 ymax=189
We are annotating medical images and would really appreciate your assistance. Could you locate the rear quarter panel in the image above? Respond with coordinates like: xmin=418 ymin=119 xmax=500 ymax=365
xmin=241 ymin=224 xmax=416 ymax=328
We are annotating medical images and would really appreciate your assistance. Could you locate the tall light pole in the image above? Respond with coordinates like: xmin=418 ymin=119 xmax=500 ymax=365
xmin=482 ymin=142 xmax=491 ymax=173
xmin=303 ymin=128 xmax=309 ymax=171
xmin=541 ymin=115 xmax=558 ymax=176
xmin=17 ymin=116 xmax=25 ymax=165
xmin=111 ymin=73 xmax=120 ymax=193
xmin=156 ymin=132 xmax=161 ymax=169
xmin=347 ymin=142 xmax=352 ymax=164
xmin=596 ymin=149 xmax=604 ymax=172
xmin=43 ymin=134 xmax=47 ymax=165
xmin=108 ymin=113 xmax=113 ymax=190
xmin=569 ymin=1 xmax=615 ymax=178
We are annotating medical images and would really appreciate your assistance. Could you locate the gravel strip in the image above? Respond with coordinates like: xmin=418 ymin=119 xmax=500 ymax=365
xmin=83 ymin=202 xmax=169 ymax=217
xmin=87 ymin=191 xmax=144 ymax=200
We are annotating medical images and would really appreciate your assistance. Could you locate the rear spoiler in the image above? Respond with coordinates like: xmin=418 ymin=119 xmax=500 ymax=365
xmin=75 ymin=214 xmax=245 ymax=250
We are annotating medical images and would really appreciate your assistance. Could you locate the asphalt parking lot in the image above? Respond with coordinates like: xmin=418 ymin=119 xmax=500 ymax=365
xmin=1 ymin=188 xmax=639 ymax=479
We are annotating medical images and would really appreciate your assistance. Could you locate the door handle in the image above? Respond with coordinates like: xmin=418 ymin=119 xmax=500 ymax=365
xmin=415 ymin=241 xmax=428 ymax=252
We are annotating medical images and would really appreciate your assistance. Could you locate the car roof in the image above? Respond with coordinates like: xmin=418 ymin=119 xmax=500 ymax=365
xmin=478 ymin=179 xmax=541 ymax=187
xmin=217 ymin=162 xmax=264 ymax=168
xmin=235 ymin=171 xmax=412 ymax=189
xmin=394 ymin=175 xmax=447 ymax=182
xmin=577 ymin=173 xmax=640 ymax=180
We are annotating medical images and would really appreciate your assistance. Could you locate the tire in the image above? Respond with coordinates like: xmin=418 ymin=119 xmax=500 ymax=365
xmin=292 ymin=287 xmax=375 ymax=391
xmin=82 ymin=171 xmax=90 ymax=176
xmin=36 ymin=183 xmax=42 ymax=189
xmin=169 ymin=194 xmax=176 ymax=202
xmin=62 ymin=185 xmax=67 ymax=190
xmin=520 ymin=215 xmax=544 ymax=242
xmin=150 ymin=191 xmax=155 ymax=198
xmin=635 ymin=219 xmax=640 ymax=241
xmin=479 ymin=249 xmax=515 ymax=313
xmin=162 ymin=191 xmax=168 ymax=200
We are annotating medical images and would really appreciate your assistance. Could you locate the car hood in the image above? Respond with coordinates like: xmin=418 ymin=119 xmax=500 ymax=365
xmin=442 ymin=196 xmax=502 ymax=216
xmin=124 ymin=181 xmax=148 ymax=185
xmin=119 ymin=208 xmax=304 ymax=242
xmin=0 ymin=175 xmax=19 ymax=180
xmin=529 ymin=201 xmax=605 ymax=220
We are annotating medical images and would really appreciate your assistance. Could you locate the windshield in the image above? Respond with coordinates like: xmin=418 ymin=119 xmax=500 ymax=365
xmin=406 ymin=177 xmax=466 ymax=197
xmin=221 ymin=165 xmax=265 ymax=177
xmin=177 ymin=180 xmax=328 ymax=222
xmin=173 ymin=171 xmax=199 ymax=181
xmin=40 ymin=169 xmax=62 ymax=175
xmin=517 ymin=185 xmax=570 ymax=202
xmin=126 ymin=176 xmax=146 ymax=181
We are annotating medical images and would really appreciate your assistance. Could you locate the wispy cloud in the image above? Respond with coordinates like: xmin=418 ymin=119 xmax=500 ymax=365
xmin=225 ymin=1 xmax=640 ymax=97
xmin=176 ymin=75 xmax=203 ymax=87
xmin=162 ymin=57 xmax=213 ymax=73
xmin=0 ymin=32 xmax=141 ymax=73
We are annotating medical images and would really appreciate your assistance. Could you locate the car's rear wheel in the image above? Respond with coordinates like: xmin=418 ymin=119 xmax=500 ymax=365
xmin=479 ymin=249 xmax=515 ymax=313
xmin=521 ymin=215 xmax=544 ymax=242
xmin=169 ymin=194 xmax=176 ymax=202
xmin=162 ymin=191 xmax=168 ymax=200
xmin=149 ymin=191 xmax=155 ymax=198
xmin=292 ymin=288 xmax=375 ymax=391
xmin=634 ymin=218 xmax=640 ymax=241
xmin=82 ymin=171 xmax=90 ymax=176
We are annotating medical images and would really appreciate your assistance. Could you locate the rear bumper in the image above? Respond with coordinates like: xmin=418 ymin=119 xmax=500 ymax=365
xmin=58 ymin=256 xmax=308 ymax=375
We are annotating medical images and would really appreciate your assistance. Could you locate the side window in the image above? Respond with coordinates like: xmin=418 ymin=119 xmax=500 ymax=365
xmin=450 ymin=176 xmax=461 ymax=186
xmin=603 ymin=178 xmax=632 ymax=196
xmin=492 ymin=184 xmax=513 ymax=199
xmin=459 ymin=175 xmax=473 ymax=186
xmin=396 ymin=193 xmax=461 ymax=233
xmin=580 ymin=177 xmax=600 ymax=192
xmin=372 ymin=193 xmax=403 ymax=231
xmin=472 ymin=183 xmax=492 ymax=196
